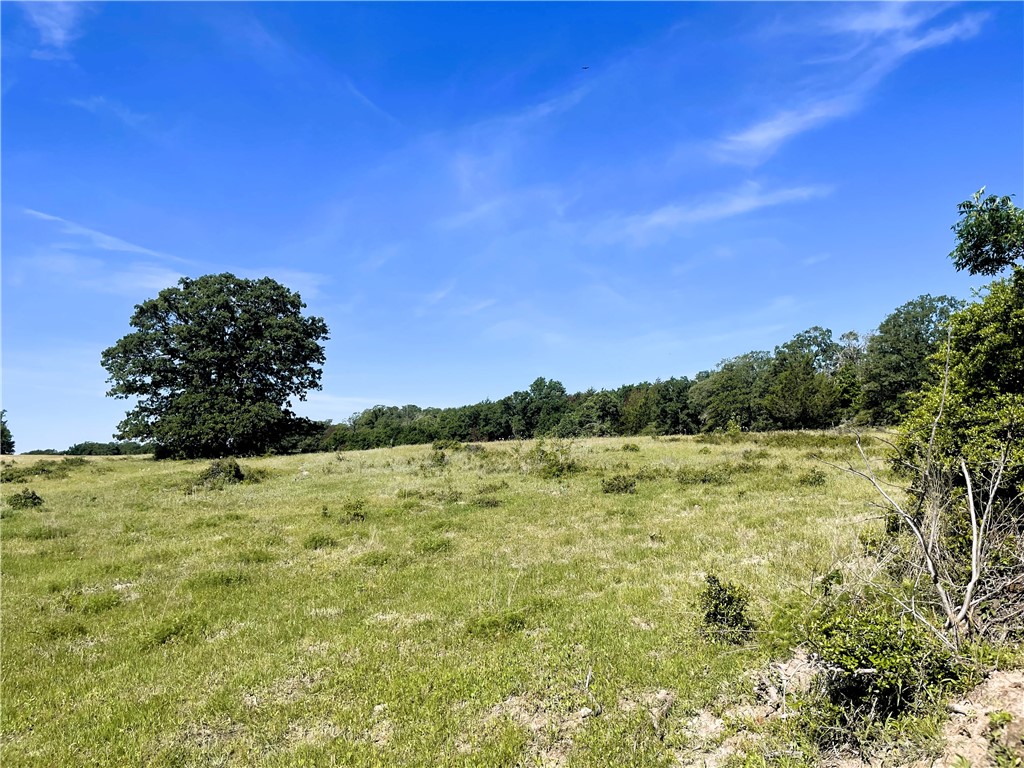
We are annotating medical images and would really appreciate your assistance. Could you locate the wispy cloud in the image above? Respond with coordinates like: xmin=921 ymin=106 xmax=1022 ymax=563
xmin=715 ymin=5 xmax=986 ymax=163
xmin=69 ymin=96 xmax=149 ymax=129
xmin=21 ymin=2 xmax=88 ymax=60
xmin=32 ymin=252 xmax=184 ymax=298
xmin=344 ymin=76 xmax=401 ymax=128
xmin=23 ymin=209 xmax=185 ymax=263
xmin=235 ymin=268 xmax=332 ymax=300
xmin=221 ymin=14 xmax=401 ymax=127
xmin=595 ymin=182 xmax=831 ymax=246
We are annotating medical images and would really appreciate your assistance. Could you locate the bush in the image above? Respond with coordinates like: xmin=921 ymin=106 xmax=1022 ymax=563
xmin=698 ymin=574 xmax=755 ymax=642
xmin=622 ymin=443 xmax=641 ymax=452
xmin=6 ymin=488 xmax=44 ymax=509
xmin=807 ymin=601 xmax=970 ymax=746
xmin=524 ymin=438 xmax=581 ymax=478
xmin=191 ymin=458 xmax=265 ymax=491
xmin=602 ymin=474 xmax=637 ymax=494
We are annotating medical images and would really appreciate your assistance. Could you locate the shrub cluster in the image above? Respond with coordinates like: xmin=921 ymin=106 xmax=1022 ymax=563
xmin=698 ymin=574 xmax=755 ymax=643
xmin=601 ymin=474 xmax=637 ymax=494
xmin=805 ymin=601 xmax=971 ymax=748
xmin=5 ymin=488 xmax=44 ymax=509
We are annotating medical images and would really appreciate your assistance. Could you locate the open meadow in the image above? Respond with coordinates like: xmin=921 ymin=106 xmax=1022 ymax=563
xmin=2 ymin=433 xmax=892 ymax=767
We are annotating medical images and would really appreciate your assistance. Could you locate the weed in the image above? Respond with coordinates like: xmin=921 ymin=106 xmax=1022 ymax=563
xmin=798 ymin=467 xmax=828 ymax=487
xmin=80 ymin=592 xmax=121 ymax=614
xmin=356 ymin=550 xmax=394 ymax=567
xmin=602 ymin=474 xmax=637 ymax=494
xmin=622 ymin=443 xmax=641 ymax=452
xmin=432 ymin=439 xmax=464 ymax=451
xmin=5 ymin=488 xmax=44 ymax=508
xmin=303 ymin=533 xmax=338 ymax=550
xmin=23 ymin=525 xmax=69 ymax=541
xmin=522 ymin=438 xmax=581 ymax=478
xmin=44 ymin=617 xmax=88 ymax=640
xmin=150 ymin=614 xmax=205 ymax=646
xmin=237 ymin=548 xmax=274 ymax=565
xmin=466 ymin=609 xmax=527 ymax=637
xmin=413 ymin=535 xmax=452 ymax=555
xmin=677 ymin=466 xmax=729 ymax=486
xmin=188 ymin=569 xmax=251 ymax=589
xmin=473 ymin=497 xmax=502 ymax=508
xmin=477 ymin=480 xmax=509 ymax=495
xmin=698 ymin=574 xmax=755 ymax=643
xmin=194 ymin=458 xmax=244 ymax=490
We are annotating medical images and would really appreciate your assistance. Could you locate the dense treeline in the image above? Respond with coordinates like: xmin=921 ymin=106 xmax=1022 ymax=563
xmin=22 ymin=441 xmax=151 ymax=456
xmin=325 ymin=294 xmax=962 ymax=450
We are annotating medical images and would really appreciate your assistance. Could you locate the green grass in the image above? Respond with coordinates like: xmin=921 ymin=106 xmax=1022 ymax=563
xmin=1 ymin=434 xmax=888 ymax=766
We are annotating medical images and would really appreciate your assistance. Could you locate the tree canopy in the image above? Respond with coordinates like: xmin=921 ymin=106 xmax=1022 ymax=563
xmin=101 ymin=273 xmax=329 ymax=459
xmin=950 ymin=189 xmax=1024 ymax=276
xmin=859 ymin=295 xmax=964 ymax=425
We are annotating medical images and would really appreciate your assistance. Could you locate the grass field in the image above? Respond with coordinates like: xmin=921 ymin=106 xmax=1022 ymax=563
xmin=1 ymin=433 xmax=890 ymax=767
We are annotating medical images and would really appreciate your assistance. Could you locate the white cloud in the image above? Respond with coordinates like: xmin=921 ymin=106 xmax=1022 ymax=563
xmin=69 ymin=96 xmax=149 ymax=129
xmin=234 ymin=268 xmax=332 ymax=300
xmin=31 ymin=251 xmax=184 ymax=298
xmin=715 ymin=7 xmax=987 ymax=164
xmin=597 ymin=182 xmax=832 ymax=246
xmin=21 ymin=2 xmax=87 ymax=60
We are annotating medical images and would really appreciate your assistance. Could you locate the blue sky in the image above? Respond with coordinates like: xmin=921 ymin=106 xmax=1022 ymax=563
xmin=2 ymin=2 xmax=1021 ymax=451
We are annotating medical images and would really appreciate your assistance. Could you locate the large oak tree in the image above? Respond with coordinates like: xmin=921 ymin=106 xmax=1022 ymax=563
xmin=102 ymin=273 xmax=329 ymax=458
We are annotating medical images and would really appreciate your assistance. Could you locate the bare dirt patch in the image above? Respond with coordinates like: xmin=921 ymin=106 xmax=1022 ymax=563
xmin=483 ymin=694 xmax=596 ymax=766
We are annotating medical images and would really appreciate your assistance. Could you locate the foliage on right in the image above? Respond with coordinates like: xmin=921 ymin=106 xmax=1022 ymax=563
xmin=861 ymin=190 xmax=1023 ymax=644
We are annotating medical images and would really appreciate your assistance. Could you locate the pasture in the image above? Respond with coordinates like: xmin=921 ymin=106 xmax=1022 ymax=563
xmin=1 ymin=434 xmax=888 ymax=767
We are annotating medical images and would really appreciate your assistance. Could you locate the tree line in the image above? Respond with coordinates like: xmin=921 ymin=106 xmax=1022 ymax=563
xmin=324 ymin=294 xmax=962 ymax=450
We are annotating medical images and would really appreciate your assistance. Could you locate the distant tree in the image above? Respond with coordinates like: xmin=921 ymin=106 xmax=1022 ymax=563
xmin=1 ymin=410 xmax=14 ymax=454
xmin=950 ymin=188 xmax=1024 ymax=276
xmin=859 ymin=295 xmax=964 ymax=424
xmin=688 ymin=352 xmax=772 ymax=432
xmin=620 ymin=383 xmax=656 ymax=435
xmin=101 ymin=274 xmax=329 ymax=459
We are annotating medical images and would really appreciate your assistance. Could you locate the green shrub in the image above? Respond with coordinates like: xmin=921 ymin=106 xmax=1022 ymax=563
xmin=698 ymin=574 xmax=755 ymax=642
xmin=195 ymin=458 xmax=244 ymax=489
xmin=622 ymin=443 xmax=641 ymax=452
xmin=6 ymin=488 xmax=44 ymax=508
xmin=807 ymin=602 xmax=970 ymax=746
xmin=602 ymin=474 xmax=637 ymax=494
xmin=523 ymin=438 xmax=581 ymax=478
